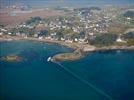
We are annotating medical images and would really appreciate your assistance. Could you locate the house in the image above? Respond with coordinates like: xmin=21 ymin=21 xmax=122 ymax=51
xmin=8 ymin=32 xmax=12 ymax=35
xmin=21 ymin=33 xmax=26 ymax=37
xmin=88 ymin=32 xmax=94 ymax=36
xmin=39 ymin=36 xmax=43 ymax=40
xmin=116 ymin=35 xmax=126 ymax=43
xmin=127 ymin=17 xmax=131 ymax=20
xmin=45 ymin=36 xmax=52 ymax=40
xmin=65 ymin=39 xmax=73 ymax=43
xmin=62 ymin=26 xmax=66 ymax=28
xmin=78 ymin=38 xmax=85 ymax=43
xmin=61 ymin=37 xmax=65 ymax=41
xmin=51 ymin=33 xmax=56 ymax=36
xmin=34 ymin=34 xmax=38 ymax=38
xmin=74 ymin=38 xmax=78 ymax=42
xmin=0 ymin=32 xmax=3 ymax=35
xmin=0 ymin=28 xmax=7 ymax=32
xmin=16 ymin=32 xmax=21 ymax=36
xmin=24 ymin=35 xmax=28 ymax=39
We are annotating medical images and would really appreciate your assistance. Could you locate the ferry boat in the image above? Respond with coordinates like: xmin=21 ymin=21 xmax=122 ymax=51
xmin=47 ymin=57 xmax=51 ymax=62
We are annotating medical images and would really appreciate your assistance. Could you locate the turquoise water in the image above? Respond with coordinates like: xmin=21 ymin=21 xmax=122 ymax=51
xmin=0 ymin=41 xmax=134 ymax=100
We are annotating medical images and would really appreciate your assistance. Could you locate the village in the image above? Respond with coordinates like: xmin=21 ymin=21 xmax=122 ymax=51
xmin=0 ymin=5 xmax=134 ymax=47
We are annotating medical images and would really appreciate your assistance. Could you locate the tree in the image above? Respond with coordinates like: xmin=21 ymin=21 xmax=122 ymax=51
xmin=124 ymin=11 xmax=134 ymax=18
xmin=123 ymin=32 xmax=134 ymax=40
xmin=70 ymin=33 xmax=79 ymax=40
xmin=18 ymin=27 xmax=36 ymax=36
xmin=56 ymin=30 xmax=64 ymax=40
xmin=127 ymin=39 xmax=134 ymax=46
xmin=88 ymin=33 xmax=118 ymax=46
xmin=26 ymin=17 xmax=42 ymax=25
xmin=0 ymin=23 xmax=4 ymax=28
xmin=10 ymin=28 xmax=19 ymax=35
xmin=39 ymin=30 xmax=49 ymax=36
xmin=79 ymin=31 xmax=86 ymax=39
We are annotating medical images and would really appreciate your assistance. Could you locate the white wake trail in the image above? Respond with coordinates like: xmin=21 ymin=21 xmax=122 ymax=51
xmin=54 ymin=61 xmax=114 ymax=100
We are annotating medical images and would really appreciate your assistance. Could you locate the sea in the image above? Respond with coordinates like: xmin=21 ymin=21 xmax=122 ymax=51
xmin=1 ymin=0 xmax=134 ymax=8
xmin=0 ymin=40 xmax=134 ymax=100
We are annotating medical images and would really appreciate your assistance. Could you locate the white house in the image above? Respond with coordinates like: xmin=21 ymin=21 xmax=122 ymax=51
xmin=0 ymin=28 xmax=7 ymax=32
xmin=51 ymin=33 xmax=56 ymax=36
xmin=8 ymin=32 xmax=12 ymax=35
xmin=61 ymin=37 xmax=65 ymax=41
xmin=0 ymin=32 xmax=3 ymax=35
xmin=89 ymin=32 xmax=94 ymax=36
xmin=65 ymin=39 xmax=73 ymax=43
xmin=39 ymin=36 xmax=43 ymax=40
xmin=116 ymin=35 xmax=126 ymax=43
xmin=74 ymin=38 xmax=78 ymax=42
xmin=127 ymin=17 xmax=131 ymax=20
xmin=34 ymin=34 xmax=38 ymax=38
xmin=78 ymin=38 xmax=85 ymax=43
xmin=24 ymin=35 xmax=28 ymax=39
xmin=16 ymin=32 xmax=21 ymax=36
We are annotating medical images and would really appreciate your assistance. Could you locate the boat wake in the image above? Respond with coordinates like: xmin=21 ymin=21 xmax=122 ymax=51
xmin=53 ymin=61 xmax=114 ymax=100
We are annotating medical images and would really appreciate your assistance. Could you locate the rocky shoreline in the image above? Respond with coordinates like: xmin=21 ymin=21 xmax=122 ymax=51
xmin=0 ymin=35 xmax=134 ymax=62
xmin=95 ymin=46 xmax=134 ymax=52
xmin=52 ymin=46 xmax=134 ymax=62
xmin=52 ymin=49 xmax=84 ymax=62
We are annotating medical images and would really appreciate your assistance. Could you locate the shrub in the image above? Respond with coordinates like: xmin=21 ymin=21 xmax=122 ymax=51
xmin=123 ymin=32 xmax=134 ymax=40
xmin=127 ymin=39 xmax=134 ymax=46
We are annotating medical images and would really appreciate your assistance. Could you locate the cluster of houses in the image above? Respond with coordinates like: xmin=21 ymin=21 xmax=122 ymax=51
xmin=0 ymin=7 xmax=130 ymax=44
xmin=0 ymin=28 xmax=7 ymax=35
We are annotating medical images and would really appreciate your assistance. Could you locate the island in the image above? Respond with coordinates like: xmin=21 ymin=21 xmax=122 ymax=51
xmin=0 ymin=55 xmax=23 ymax=62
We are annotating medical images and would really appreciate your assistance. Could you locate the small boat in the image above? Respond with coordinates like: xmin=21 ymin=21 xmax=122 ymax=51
xmin=47 ymin=57 xmax=51 ymax=62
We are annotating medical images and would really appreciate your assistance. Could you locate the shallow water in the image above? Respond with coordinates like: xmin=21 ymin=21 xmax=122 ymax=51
xmin=0 ymin=41 xmax=134 ymax=100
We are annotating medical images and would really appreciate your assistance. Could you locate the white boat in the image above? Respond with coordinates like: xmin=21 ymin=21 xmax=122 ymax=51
xmin=47 ymin=57 xmax=51 ymax=62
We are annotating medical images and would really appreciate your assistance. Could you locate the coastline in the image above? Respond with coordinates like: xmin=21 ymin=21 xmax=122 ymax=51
xmin=0 ymin=35 xmax=80 ymax=49
xmin=0 ymin=35 xmax=134 ymax=62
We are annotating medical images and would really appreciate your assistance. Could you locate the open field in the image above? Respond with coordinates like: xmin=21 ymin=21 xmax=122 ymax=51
xmin=0 ymin=9 xmax=63 ymax=27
